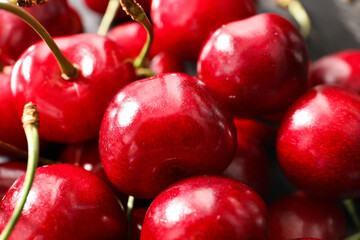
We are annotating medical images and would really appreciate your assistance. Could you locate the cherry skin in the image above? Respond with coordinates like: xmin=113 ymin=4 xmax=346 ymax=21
xmin=268 ymin=191 xmax=346 ymax=240
xmin=277 ymin=85 xmax=360 ymax=199
xmin=149 ymin=52 xmax=185 ymax=76
xmin=0 ymin=161 xmax=26 ymax=199
xmin=129 ymin=207 xmax=147 ymax=240
xmin=197 ymin=13 xmax=310 ymax=118
xmin=0 ymin=0 xmax=83 ymax=61
xmin=0 ymin=163 xmax=126 ymax=239
xmin=309 ymin=49 xmax=360 ymax=93
xmin=11 ymin=33 xmax=136 ymax=143
xmin=141 ymin=175 xmax=268 ymax=240
xmin=151 ymin=0 xmax=256 ymax=61
xmin=99 ymin=73 xmax=237 ymax=199
xmin=222 ymin=119 xmax=270 ymax=198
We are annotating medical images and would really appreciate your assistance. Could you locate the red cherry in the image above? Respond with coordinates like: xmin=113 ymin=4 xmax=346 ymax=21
xmin=149 ymin=52 xmax=185 ymax=75
xmin=277 ymin=85 xmax=360 ymax=199
xmin=197 ymin=13 xmax=310 ymax=118
xmin=129 ymin=207 xmax=147 ymax=240
xmin=268 ymin=191 xmax=346 ymax=240
xmin=11 ymin=33 xmax=136 ymax=143
xmin=0 ymin=161 xmax=26 ymax=199
xmin=0 ymin=164 xmax=126 ymax=239
xmin=99 ymin=73 xmax=236 ymax=199
xmin=151 ymin=0 xmax=256 ymax=61
xmin=309 ymin=49 xmax=360 ymax=93
xmin=222 ymin=120 xmax=271 ymax=198
xmin=141 ymin=175 xmax=268 ymax=240
xmin=0 ymin=0 xmax=83 ymax=60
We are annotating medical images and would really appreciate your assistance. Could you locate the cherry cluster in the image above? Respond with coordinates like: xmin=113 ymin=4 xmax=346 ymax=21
xmin=0 ymin=0 xmax=359 ymax=239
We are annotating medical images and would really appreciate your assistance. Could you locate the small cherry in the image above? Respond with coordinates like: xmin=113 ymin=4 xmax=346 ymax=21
xmin=0 ymin=0 xmax=83 ymax=61
xmin=277 ymin=85 xmax=360 ymax=199
xmin=197 ymin=13 xmax=310 ymax=118
xmin=99 ymin=73 xmax=237 ymax=199
xmin=141 ymin=175 xmax=268 ymax=240
xmin=0 ymin=161 xmax=26 ymax=199
xmin=309 ymin=49 xmax=360 ymax=93
xmin=151 ymin=0 xmax=256 ymax=61
xmin=268 ymin=191 xmax=346 ymax=240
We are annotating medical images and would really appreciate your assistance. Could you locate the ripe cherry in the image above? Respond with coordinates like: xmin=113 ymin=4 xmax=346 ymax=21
xmin=99 ymin=73 xmax=236 ymax=199
xmin=277 ymin=85 xmax=360 ymax=199
xmin=268 ymin=191 xmax=346 ymax=240
xmin=151 ymin=0 xmax=256 ymax=61
xmin=141 ymin=175 xmax=268 ymax=240
xmin=0 ymin=164 xmax=127 ymax=239
xmin=0 ymin=161 xmax=26 ymax=199
xmin=197 ymin=13 xmax=310 ymax=118
xmin=309 ymin=49 xmax=360 ymax=93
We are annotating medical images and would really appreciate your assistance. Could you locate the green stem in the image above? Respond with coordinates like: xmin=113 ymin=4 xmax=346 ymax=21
xmin=126 ymin=195 xmax=135 ymax=240
xmin=343 ymin=199 xmax=360 ymax=230
xmin=97 ymin=0 xmax=120 ymax=36
xmin=136 ymin=67 xmax=155 ymax=78
xmin=119 ymin=0 xmax=153 ymax=68
xmin=0 ymin=3 xmax=78 ymax=79
xmin=0 ymin=102 xmax=40 ymax=240
xmin=346 ymin=231 xmax=360 ymax=240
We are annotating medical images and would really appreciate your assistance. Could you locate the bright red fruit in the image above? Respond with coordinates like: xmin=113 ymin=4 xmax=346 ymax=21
xmin=151 ymin=0 xmax=256 ymax=61
xmin=277 ymin=85 xmax=360 ymax=199
xmin=0 ymin=0 xmax=83 ymax=61
xmin=149 ymin=52 xmax=185 ymax=75
xmin=309 ymin=50 xmax=360 ymax=93
xmin=99 ymin=73 xmax=236 ymax=199
xmin=0 ymin=164 xmax=126 ymax=239
xmin=268 ymin=191 xmax=346 ymax=240
xmin=141 ymin=175 xmax=268 ymax=240
xmin=197 ymin=13 xmax=309 ymax=118
xmin=0 ymin=161 xmax=26 ymax=199
xmin=11 ymin=33 xmax=136 ymax=143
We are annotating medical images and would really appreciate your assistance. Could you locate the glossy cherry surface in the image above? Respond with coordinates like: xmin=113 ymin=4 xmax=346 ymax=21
xmin=268 ymin=191 xmax=346 ymax=240
xmin=151 ymin=0 xmax=256 ymax=61
xmin=0 ymin=164 xmax=126 ymax=239
xmin=222 ymin=119 xmax=270 ymax=198
xmin=0 ymin=161 xmax=26 ymax=199
xmin=99 ymin=73 xmax=236 ymax=199
xmin=141 ymin=175 xmax=268 ymax=240
xmin=149 ymin=52 xmax=185 ymax=75
xmin=309 ymin=49 xmax=360 ymax=93
xmin=0 ymin=0 xmax=83 ymax=61
xmin=277 ymin=85 xmax=360 ymax=199
xmin=197 ymin=13 xmax=309 ymax=118
xmin=11 ymin=33 xmax=136 ymax=143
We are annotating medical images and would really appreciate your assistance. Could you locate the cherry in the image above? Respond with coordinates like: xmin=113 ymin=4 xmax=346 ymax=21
xmin=268 ymin=191 xmax=346 ymax=240
xmin=197 ymin=13 xmax=310 ymax=118
xmin=222 ymin=119 xmax=271 ymax=198
xmin=129 ymin=207 xmax=147 ymax=240
xmin=309 ymin=49 xmax=360 ymax=93
xmin=0 ymin=163 xmax=127 ymax=239
xmin=149 ymin=52 xmax=185 ymax=76
xmin=0 ymin=0 xmax=83 ymax=61
xmin=99 ymin=73 xmax=237 ymax=199
xmin=0 ymin=161 xmax=26 ymax=199
xmin=277 ymin=85 xmax=360 ymax=199
xmin=141 ymin=175 xmax=268 ymax=240
xmin=11 ymin=33 xmax=136 ymax=143
xmin=151 ymin=0 xmax=256 ymax=61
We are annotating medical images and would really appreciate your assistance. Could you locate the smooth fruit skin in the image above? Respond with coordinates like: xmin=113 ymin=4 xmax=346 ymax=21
xmin=0 ymin=164 xmax=126 ymax=240
xmin=0 ymin=0 xmax=83 ymax=61
xmin=11 ymin=33 xmax=136 ymax=143
xmin=309 ymin=50 xmax=360 ymax=93
xmin=141 ymin=175 xmax=268 ymax=240
xmin=268 ymin=191 xmax=346 ymax=240
xmin=149 ymin=52 xmax=185 ymax=75
xmin=99 ymin=73 xmax=236 ymax=199
xmin=151 ymin=0 xmax=256 ymax=61
xmin=0 ymin=161 xmax=26 ymax=199
xmin=277 ymin=85 xmax=360 ymax=199
xmin=197 ymin=13 xmax=310 ymax=118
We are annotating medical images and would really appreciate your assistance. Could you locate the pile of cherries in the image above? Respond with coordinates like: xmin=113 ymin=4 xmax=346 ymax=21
xmin=0 ymin=0 xmax=359 ymax=239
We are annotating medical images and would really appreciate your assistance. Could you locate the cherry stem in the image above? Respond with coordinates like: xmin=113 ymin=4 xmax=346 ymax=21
xmin=136 ymin=67 xmax=155 ymax=78
xmin=0 ymin=140 xmax=56 ymax=165
xmin=119 ymin=0 xmax=153 ymax=68
xmin=0 ymin=102 xmax=39 ymax=240
xmin=346 ymin=231 xmax=360 ymax=240
xmin=97 ymin=0 xmax=120 ymax=36
xmin=0 ymin=3 xmax=78 ymax=79
xmin=343 ymin=199 xmax=360 ymax=231
xmin=276 ymin=0 xmax=311 ymax=39
xmin=126 ymin=195 xmax=135 ymax=240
